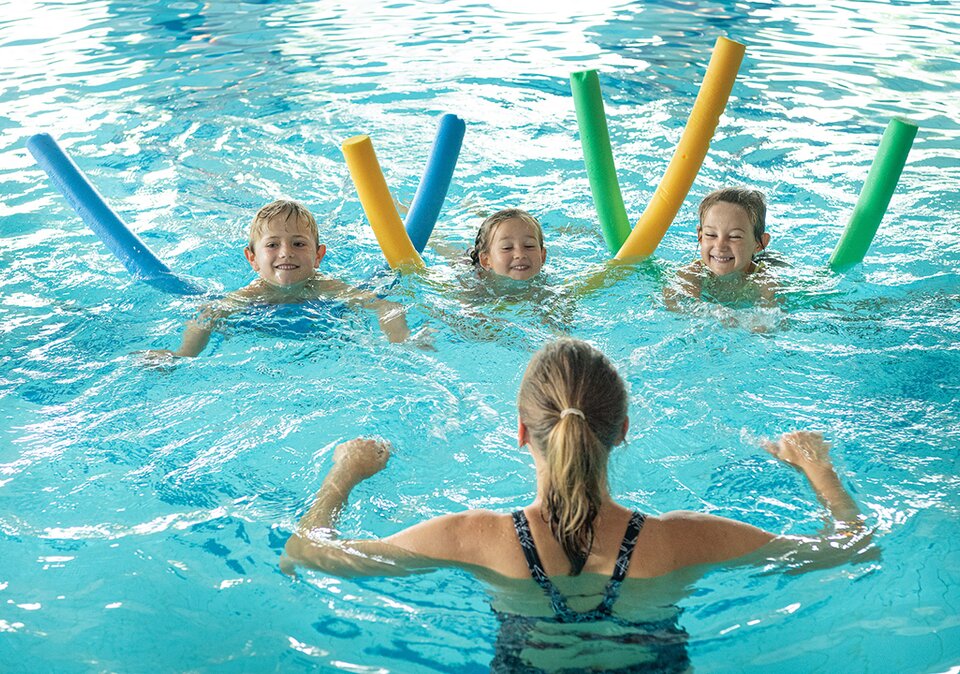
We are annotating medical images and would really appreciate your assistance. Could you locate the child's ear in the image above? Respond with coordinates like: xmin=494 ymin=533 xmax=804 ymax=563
xmin=315 ymin=244 xmax=327 ymax=267
xmin=540 ymin=248 xmax=547 ymax=264
xmin=478 ymin=251 xmax=492 ymax=270
xmin=758 ymin=233 xmax=771 ymax=251
xmin=696 ymin=227 xmax=703 ymax=244
xmin=244 ymin=246 xmax=259 ymax=271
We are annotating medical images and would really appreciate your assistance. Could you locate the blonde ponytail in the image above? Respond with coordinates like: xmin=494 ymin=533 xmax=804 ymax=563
xmin=518 ymin=339 xmax=627 ymax=575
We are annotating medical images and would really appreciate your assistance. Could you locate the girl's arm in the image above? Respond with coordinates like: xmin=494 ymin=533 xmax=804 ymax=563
xmin=662 ymin=261 xmax=704 ymax=311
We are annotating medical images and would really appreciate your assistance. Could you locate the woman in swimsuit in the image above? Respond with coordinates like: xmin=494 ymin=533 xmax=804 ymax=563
xmin=282 ymin=338 xmax=868 ymax=671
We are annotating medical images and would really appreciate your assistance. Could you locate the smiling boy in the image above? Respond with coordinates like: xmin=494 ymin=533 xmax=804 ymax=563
xmin=147 ymin=200 xmax=410 ymax=358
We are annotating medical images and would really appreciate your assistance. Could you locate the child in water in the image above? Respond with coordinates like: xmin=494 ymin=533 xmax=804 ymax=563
xmin=147 ymin=199 xmax=410 ymax=358
xmin=469 ymin=208 xmax=547 ymax=281
xmin=665 ymin=187 xmax=777 ymax=309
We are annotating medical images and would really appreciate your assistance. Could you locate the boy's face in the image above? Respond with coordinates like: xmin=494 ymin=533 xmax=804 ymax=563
xmin=244 ymin=216 xmax=325 ymax=288
xmin=697 ymin=202 xmax=769 ymax=276
xmin=479 ymin=217 xmax=547 ymax=280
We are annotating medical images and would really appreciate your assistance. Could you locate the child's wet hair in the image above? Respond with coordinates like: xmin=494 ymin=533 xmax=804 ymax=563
xmin=248 ymin=200 xmax=319 ymax=249
xmin=469 ymin=208 xmax=544 ymax=267
xmin=698 ymin=187 xmax=767 ymax=241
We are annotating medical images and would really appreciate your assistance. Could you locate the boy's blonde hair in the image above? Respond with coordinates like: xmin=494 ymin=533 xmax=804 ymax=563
xmin=469 ymin=208 xmax=544 ymax=267
xmin=248 ymin=200 xmax=319 ymax=249
xmin=518 ymin=339 xmax=628 ymax=576
xmin=698 ymin=187 xmax=767 ymax=241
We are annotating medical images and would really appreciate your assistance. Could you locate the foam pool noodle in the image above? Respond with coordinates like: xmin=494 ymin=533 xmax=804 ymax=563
xmin=404 ymin=113 xmax=466 ymax=254
xmin=342 ymin=135 xmax=425 ymax=270
xmin=570 ymin=70 xmax=632 ymax=254
xmin=26 ymin=133 xmax=205 ymax=295
xmin=828 ymin=117 xmax=918 ymax=272
xmin=615 ymin=36 xmax=746 ymax=262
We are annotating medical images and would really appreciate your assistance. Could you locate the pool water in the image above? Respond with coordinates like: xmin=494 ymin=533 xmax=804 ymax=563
xmin=2 ymin=0 xmax=959 ymax=672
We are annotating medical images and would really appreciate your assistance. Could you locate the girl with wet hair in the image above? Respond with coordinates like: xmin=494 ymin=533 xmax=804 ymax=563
xmin=468 ymin=208 xmax=547 ymax=281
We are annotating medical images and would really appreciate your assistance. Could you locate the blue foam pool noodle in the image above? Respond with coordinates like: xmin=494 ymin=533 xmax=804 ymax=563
xmin=26 ymin=133 xmax=204 ymax=295
xmin=404 ymin=113 xmax=466 ymax=253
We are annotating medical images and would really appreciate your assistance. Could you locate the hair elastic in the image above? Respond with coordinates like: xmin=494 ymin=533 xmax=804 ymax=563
xmin=560 ymin=407 xmax=585 ymax=419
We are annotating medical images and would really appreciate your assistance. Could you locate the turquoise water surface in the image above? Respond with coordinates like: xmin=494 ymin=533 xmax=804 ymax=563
xmin=1 ymin=1 xmax=959 ymax=672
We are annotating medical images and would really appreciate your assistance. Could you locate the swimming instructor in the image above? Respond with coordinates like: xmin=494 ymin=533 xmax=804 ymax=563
xmin=282 ymin=339 xmax=869 ymax=667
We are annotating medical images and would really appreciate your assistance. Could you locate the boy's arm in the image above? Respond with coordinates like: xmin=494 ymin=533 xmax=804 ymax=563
xmin=171 ymin=319 xmax=213 ymax=357
xmin=143 ymin=297 xmax=240 ymax=360
xmin=319 ymin=278 xmax=411 ymax=343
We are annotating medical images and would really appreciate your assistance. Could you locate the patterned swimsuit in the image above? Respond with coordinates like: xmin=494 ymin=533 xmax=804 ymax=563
xmin=512 ymin=509 xmax=646 ymax=621
xmin=490 ymin=510 xmax=691 ymax=673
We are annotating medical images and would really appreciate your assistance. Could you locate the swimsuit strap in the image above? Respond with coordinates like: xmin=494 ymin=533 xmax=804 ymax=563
xmin=512 ymin=510 xmax=572 ymax=617
xmin=596 ymin=511 xmax=646 ymax=615
xmin=511 ymin=510 xmax=647 ymax=622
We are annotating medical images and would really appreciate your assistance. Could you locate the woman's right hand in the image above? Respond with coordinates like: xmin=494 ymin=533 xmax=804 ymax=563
xmin=332 ymin=438 xmax=391 ymax=482
xmin=763 ymin=431 xmax=833 ymax=472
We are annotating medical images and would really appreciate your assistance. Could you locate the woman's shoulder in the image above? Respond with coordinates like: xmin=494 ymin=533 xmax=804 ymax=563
xmin=384 ymin=509 xmax=517 ymax=565
xmin=647 ymin=511 xmax=774 ymax=570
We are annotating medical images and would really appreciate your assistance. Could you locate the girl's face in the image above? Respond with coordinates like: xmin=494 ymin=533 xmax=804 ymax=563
xmin=479 ymin=218 xmax=547 ymax=280
xmin=697 ymin=202 xmax=767 ymax=276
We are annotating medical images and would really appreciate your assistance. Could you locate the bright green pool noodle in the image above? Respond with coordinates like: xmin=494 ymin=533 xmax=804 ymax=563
xmin=570 ymin=70 xmax=631 ymax=254
xmin=828 ymin=117 xmax=918 ymax=271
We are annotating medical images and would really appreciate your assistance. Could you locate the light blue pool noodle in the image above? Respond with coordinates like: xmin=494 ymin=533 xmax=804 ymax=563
xmin=404 ymin=113 xmax=466 ymax=253
xmin=26 ymin=133 xmax=204 ymax=295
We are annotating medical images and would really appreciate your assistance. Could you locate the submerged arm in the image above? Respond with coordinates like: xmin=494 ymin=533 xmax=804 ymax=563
xmin=662 ymin=261 xmax=704 ymax=311
xmin=142 ymin=299 xmax=235 ymax=360
xmin=320 ymin=278 xmax=411 ymax=343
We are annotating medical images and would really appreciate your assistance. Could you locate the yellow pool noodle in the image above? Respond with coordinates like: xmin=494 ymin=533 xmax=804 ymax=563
xmin=615 ymin=36 xmax=746 ymax=262
xmin=342 ymin=135 xmax=424 ymax=270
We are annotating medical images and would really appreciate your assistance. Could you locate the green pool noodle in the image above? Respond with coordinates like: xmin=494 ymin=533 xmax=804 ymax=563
xmin=828 ymin=117 xmax=918 ymax=271
xmin=570 ymin=69 xmax=632 ymax=254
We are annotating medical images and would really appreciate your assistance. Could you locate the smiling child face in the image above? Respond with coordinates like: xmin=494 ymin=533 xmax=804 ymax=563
xmin=244 ymin=215 xmax=326 ymax=288
xmin=478 ymin=217 xmax=547 ymax=280
xmin=697 ymin=201 xmax=766 ymax=276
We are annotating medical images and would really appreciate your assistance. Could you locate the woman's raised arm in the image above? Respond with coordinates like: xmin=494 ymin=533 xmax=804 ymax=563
xmin=662 ymin=431 xmax=872 ymax=573
xmin=281 ymin=438 xmax=478 ymax=578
